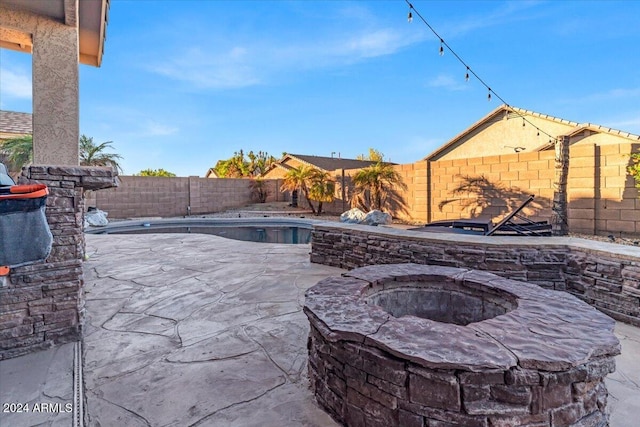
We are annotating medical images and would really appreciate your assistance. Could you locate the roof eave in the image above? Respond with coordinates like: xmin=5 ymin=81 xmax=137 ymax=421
xmin=78 ymin=0 xmax=109 ymax=67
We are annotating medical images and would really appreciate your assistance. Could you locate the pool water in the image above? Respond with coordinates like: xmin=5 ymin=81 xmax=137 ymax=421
xmin=92 ymin=225 xmax=312 ymax=244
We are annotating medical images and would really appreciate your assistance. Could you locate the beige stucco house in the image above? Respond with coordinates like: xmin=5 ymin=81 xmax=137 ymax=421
xmin=0 ymin=0 xmax=109 ymax=165
xmin=204 ymin=168 xmax=222 ymax=178
xmin=425 ymin=105 xmax=639 ymax=161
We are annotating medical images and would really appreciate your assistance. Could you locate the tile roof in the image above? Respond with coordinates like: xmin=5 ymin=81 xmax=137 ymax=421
xmin=287 ymin=154 xmax=385 ymax=171
xmin=0 ymin=110 xmax=32 ymax=135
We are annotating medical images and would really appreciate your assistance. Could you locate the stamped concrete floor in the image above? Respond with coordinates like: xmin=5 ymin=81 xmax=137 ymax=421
xmin=82 ymin=233 xmax=343 ymax=427
xmin=80 ymin=233 xmax=640 ymax=427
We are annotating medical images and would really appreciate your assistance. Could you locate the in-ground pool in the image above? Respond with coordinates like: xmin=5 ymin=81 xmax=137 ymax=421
xmin=85 ymin=218 xmax=313 ymax=244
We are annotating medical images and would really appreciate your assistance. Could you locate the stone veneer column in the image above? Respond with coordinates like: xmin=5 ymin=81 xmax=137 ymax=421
xmin=0 ymin=166 xmax=117 ymax=360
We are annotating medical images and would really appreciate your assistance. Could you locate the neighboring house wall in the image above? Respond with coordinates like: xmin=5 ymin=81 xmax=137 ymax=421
xmin=89 ymin=176 xmax=282 ymax=218
xmin=433 ymin=109 xmax=578 ymax=161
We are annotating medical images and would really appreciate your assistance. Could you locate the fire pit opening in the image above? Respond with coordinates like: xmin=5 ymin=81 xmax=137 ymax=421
xmin=365 ymin=281 xmax=517 ymax=326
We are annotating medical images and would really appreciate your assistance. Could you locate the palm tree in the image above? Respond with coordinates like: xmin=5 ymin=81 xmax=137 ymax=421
xmin=1 ymin=134 xmax=123 ymax=173
xmin=248 ymin=178 xmax=269 ymax=203
xmin=79 ymin=135 xmax=123 ymax=172
xmin=280 ymin=165 xmax=318 ymax=214
xmin=352 ymin=162 xmax=406 ymax=212
xmin=308 ymin=170 xmax=335 ymax=215
xmin=0 ymin=136 xmax=33 ymax=174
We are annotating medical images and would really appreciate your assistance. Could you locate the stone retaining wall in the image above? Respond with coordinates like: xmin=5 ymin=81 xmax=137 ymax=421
xmin=308 ymin=326 xmax=613 ymax=427
xmin=0 ymin=166 xmax=117 ymax=359
xmin=310 ymin=223 xmax=640 ymax=326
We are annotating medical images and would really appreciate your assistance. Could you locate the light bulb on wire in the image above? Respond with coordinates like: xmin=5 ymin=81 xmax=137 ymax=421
xmin=403 ymin=0 xmax=556 ymax=141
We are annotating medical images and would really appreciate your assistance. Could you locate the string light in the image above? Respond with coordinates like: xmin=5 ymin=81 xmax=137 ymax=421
xmin=404 ymin=0 xmax=556 ymax=140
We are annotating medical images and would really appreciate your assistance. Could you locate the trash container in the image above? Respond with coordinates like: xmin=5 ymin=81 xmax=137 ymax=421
xmin=0 ymin=184 xmax=53 ymax=268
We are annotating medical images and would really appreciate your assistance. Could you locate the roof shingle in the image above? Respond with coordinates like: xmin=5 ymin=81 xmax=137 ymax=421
xmin=287 ymin=154 xmax=386 ymax=171
xmin=0 ymin=110 xmax=32 ymax=136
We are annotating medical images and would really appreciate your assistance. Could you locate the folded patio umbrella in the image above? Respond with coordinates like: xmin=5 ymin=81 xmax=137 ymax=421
xmin=0 ymin=184 xmax=53 ymax=268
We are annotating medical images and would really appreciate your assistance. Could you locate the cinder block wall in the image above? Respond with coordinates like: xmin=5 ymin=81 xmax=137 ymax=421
xmin=86 ymin=143 xmax=638 ymax=235
xmin=89 ymin=176 xmax=281 ymax=219
xmin=593 ymin=142 xmax=639 ymax=236
xmin=427 ymin=144 xmax=639 ymax=236
xmin=291 ymin=163 xmax=428 ymax=223
xmin=429 ymin=151 xmax=556 ymax=225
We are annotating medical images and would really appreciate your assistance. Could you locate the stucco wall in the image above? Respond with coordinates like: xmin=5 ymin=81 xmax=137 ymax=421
xmin=436 ymin=113 xmax=576 ymax=161
xmin=0 ymin=5 xmax=80 ymax=165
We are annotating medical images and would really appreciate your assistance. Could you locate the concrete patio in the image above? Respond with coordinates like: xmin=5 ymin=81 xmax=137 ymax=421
xmin=1 ymin=232 xmax=639 ymax=426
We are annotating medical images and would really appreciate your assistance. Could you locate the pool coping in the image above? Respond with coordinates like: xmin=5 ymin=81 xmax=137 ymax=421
xmin=84 ymin=217 xmax=322 ymax=234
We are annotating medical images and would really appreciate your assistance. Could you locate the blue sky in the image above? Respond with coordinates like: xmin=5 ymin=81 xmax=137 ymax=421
xmin=1 ymin=0 xmax=639 ymax=176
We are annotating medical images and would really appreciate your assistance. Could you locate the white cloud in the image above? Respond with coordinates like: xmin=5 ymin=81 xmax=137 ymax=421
xmin=342 ymin=29 xmax=409 ymax=59
xmin=601 ymin=114 xmax=640 ymax=134
xmin=143 ymin=120 xmax=178 ymax=137
xmin=593 ymin=87 xmax=640 ymax=100
xmin=146 ymin=0 xmax=543 ymax=93
xmin=147 ymin=24 xmax=423 ymax=90
xmin=428 ymin=74 xmax=468 ymax=91
xmin=0 ymin=67 xmax=32 ymax=98
xmin=151 ymin=46 xmax=260 ymax=90
xmin=445 ymin=1 xmax=546 ymax=38
xmin=560 ymin=87 xmax=640 ymax=104
xmin=88 ymin=106 xmax=180 ymax=139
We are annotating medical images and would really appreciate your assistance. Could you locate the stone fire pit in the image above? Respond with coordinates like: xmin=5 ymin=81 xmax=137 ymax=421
xmin=304 ymin=264 xmax=621 ymax=427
